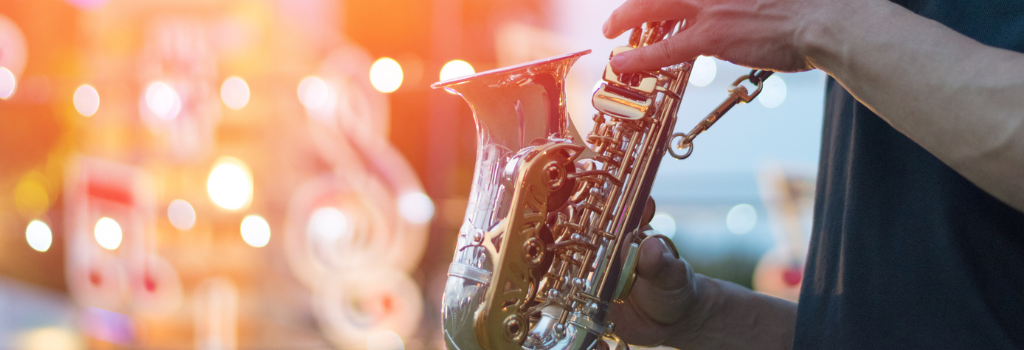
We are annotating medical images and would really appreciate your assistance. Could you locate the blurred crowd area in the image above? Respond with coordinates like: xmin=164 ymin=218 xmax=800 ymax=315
xmin=0 ymin=0 xmax=827 ymax=349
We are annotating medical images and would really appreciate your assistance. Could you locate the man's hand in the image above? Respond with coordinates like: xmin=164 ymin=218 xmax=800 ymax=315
xmin=602 ymin=0 xmax=821 ymax=74
xmin=608 ymin=236 xmax=707 ymax=347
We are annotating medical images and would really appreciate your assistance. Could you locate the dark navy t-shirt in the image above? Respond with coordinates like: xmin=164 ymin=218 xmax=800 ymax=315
xmin=792 ymin=1 xmax=1024 ymax=349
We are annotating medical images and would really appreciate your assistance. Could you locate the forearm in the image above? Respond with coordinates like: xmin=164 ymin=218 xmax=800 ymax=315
xmin=797 ymin=0 xmax=1024 ymax=211
xmin=667 ymin=274 xmax=796 ymax=350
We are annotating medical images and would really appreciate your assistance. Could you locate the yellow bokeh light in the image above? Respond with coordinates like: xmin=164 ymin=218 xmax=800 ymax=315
xmin=26 ymin=220 xmax=53 ymax=252
xmin=73 ymin=84 xmax=100 ymax=117
xmin=439 ymin=60 xmax=475 ymax=82
xmin=94 ymin=217 xmax=123 ymax=250
xmin=13 ymin=172 xmax=50 ymax=216
xmin=207 ymin=157 xmax=253 ymax=210
xmin=240 ymin=215 xmax=270 ymax=248
xmin=370 ymin=57 xmax=403 ymax=93
xmin=220 ymin=76 xmax=250 ymax=110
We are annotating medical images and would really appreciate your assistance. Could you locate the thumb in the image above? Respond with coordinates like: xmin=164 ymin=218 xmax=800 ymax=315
xmin=635 ymin=237 xmax=692 ymax=291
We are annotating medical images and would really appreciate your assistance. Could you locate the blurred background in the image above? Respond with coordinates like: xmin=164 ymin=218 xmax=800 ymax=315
xmin=0 ymin=0 xmax=826 ymax=348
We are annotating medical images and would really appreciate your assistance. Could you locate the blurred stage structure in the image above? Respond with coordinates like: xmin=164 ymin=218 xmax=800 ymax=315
xmin=0 ymin=0 xmax=825 ymax=349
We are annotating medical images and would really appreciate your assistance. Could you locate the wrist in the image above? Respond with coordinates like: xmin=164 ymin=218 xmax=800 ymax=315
xmin=792 ymin=0 xmax=901 ymax=73
xmin=663 ymin=274 xmax=717 ymax=349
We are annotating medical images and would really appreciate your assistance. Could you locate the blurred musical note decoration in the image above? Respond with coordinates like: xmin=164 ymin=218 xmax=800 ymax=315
xmin=64 ymin=157 xmax=184 ymax=315
xmin=285 ymin=43 xmax=432 ymax=349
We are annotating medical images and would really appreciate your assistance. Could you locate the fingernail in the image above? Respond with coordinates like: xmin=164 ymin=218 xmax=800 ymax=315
xmin=602 ymin=20 xmax=610 ymax=36
xmin=610 ymin=54 xmax=627 ymax=72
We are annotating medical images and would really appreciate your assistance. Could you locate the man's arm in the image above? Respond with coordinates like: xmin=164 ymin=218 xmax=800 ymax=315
xmin=797 ymin=1 xmax=1024 ymax=211
xmin=605 ymin=0 xmax=1024 ymax=211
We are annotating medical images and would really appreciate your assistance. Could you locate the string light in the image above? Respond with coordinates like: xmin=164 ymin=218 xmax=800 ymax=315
xmin=145 ymin=82 xmax=181 ymax=120
xmin=308 ymin=207 xmax=349 ymax=241
xmin=0 ymin=67 xmax=16 ymax=100
xmin=220 ymin=76 xmax=250 ymax=110
xmin=26 ymin=220 xmax=53 ymax=252
xmin=74 ymin=84 xmax=100 ymax=117
xmin=240 ymin=215 xmax=271 ymax=248
xmin=297 ymin=76 xmax=330 ymax=110
xmin=726 ymin=204 xmax=757 ymax=235
xmin=757 ymin=75 xmax=787 ymax=108
xmin=439 ymin=60 xmax=475 ymax=82
xmin=689 ymin=56 xmax=716 ymax=87
xmin=649 ymin=213 xmax=677 ymax=239
xmin=370 ymin=58 xmax=403 ymax=93
xmin=398 ymin=192 xmax=434 ymax=224
xmin=94 ymin=217 xmax=123 ymax=250
xmin=207 ymin=157 xmax=253 ymax=210
xmin=168 ymin=199 xmax=196 ymax=230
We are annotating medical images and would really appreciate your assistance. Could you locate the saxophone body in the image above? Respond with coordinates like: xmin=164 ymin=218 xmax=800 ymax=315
xmin=434 ymin=22 xmax=693 ymax=350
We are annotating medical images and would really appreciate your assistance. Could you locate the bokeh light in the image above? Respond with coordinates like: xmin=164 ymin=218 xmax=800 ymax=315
xmin=649 ymin=212 xmax=677 ymax=239
xmin=220 ymin=76 xmax=250 ymax=110
xmin=15 ymin=326 xmax=82 ymax=350
xmin=439 ymin=60 xmax=475 ymax=82
xmin=308 ymin=207 xmax=349 ymax=241
xmin=240 ymin=215 xmax=271 ymax=248
xmin=145 ymin=81 xmax=182 ymax=120
xmin=25 ymin=220 xmax=53 ymax=252
xmin=13 ymin=173 xmax=50 ymax=216
xmin=370 ymin=57 xmax=403 ymax=93
xmin=167 ymin=199 xmax=196 ymax=230
xmin=726 ymin=204 xmax=757 ymax=235
xmin=688 ymin=56 xmax=716 ymax=87
xmin=298 ymin=76 xmax=330 ymax=110
xmin=758 ymin=75 xmax=788 ymax=108
xmin=398 ymin=192 xmax=434 ymax=224
xmin=367 ymin=330 xmax=404 ymax=350
xmin=207 ymin=157 xmax=253 ymax=210
xmin=94 ymin=217 xmax=123 ymax=250
xmin=0 ymin=66 xmax=16 ymax=99
xmin=73 ymin=84 xmax=100 ymax=117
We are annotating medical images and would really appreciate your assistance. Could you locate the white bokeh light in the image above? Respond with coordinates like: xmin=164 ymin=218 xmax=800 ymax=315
xmin=167 ymin=199 xmax=196 ymax=230
xmin=0 ymin=67 xmax=16 ymax=100
xmin=398 ymin=192 xmax=434 ymax=224
xmin=757 ymin=75 xmax=787 ymax=109
xmin=439 ymin=60 xmax=475 ymax=82
xmin=649 ymin=212 xmax=677 ymax=239
xmin=25 ymin=220 xmax=53 ymax=252
xmin=74 ymin=84 xmax=100 ymax=117
xmin=308 ymin=207 xmax=349 ymax=241
xmin=367 ymin=330 xmax=404 ymax=350
xmin=370 ymin=57 xmax=403 ymax=93
xmin=220 ymin=76 xmax=250 ymax=110
xmin=688 ymin=56 xmax=717 ymax=87
xmin=207 ymin=157 xmax=253 ymax=210
xmin=298 ymin=76 xmax=330 ymax=110
xmin=726 ymin=204 xmax=758 ymax=235
xmin=240 ymin=215 xmax=271 ymax=248
xmin=145 ymin=81 xmax=182 ymax=120
xmin=94 ymin=217 xmax=123 ymax=250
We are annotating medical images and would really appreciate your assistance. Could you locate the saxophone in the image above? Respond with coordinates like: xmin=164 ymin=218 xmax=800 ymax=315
xmin=433 ymin=21 xmax=770 ymax=350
